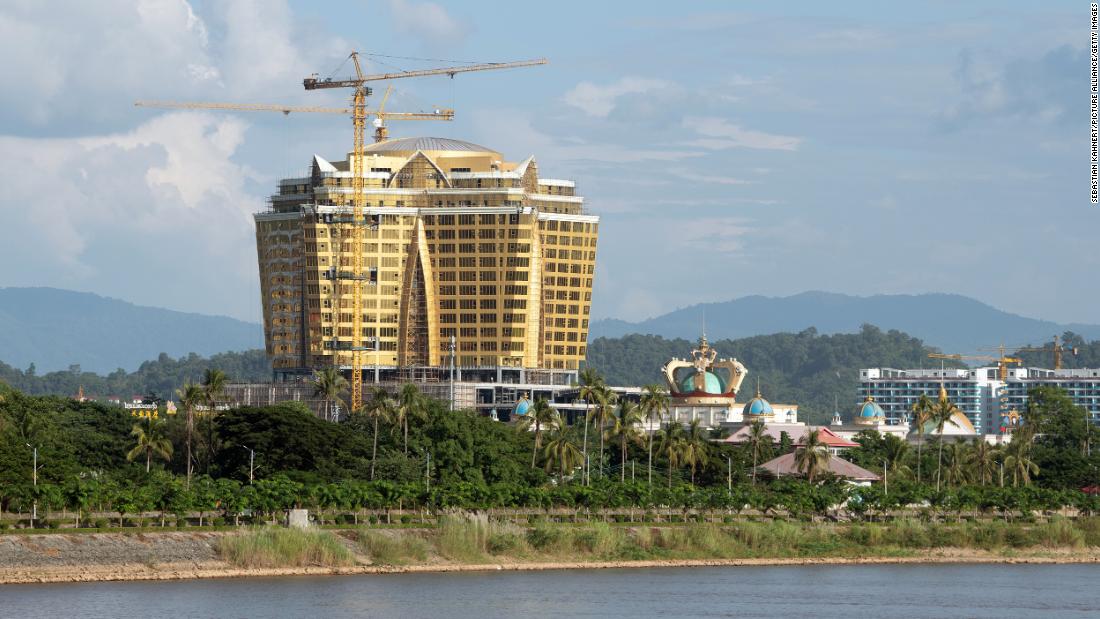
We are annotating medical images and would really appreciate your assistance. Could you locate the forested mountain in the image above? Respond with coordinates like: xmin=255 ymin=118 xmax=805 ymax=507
xmin=0 ymin=287 xmax=263 ymax=373
xmin=0 ymin=350 xmax=270 ymax=400
xmin=586 ymin=325 xmax=964 ymax=425
xmin=590 ymin=292 xmax=1100 ymax=354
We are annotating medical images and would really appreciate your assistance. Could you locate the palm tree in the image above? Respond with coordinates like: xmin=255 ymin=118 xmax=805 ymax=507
xmin=968 ymin=437 xmax=997 ymax=486
xmin=363 ymin=387 xmax=394 ymax=481
xmin=175 ymin=381 xmax=203 ymax=487
xmin=794 ymin=429 xmax=829 ymax=484
xmin=639 ymin=384 xmax=669 ymax=486
xmin=942 ymin=440 xmax=967 ymax=487
xmin=658 ymin=421 xmax=687 ymax=488
xmin=680 ymin=419 xmax=710 ymax=486
xmin=608 ymin=400 xmax=645 ymax=482
xmin=1004 ymin=430 xmax=1039 ymax=487
xmin=126 ymin=418 xmax=174 ymax=473
xmin=574 ymin=367 xmax=604 ymax=483
xmin=518 ymin=399 xmax=560 ymax=468
xmin=931 ymin=391 xmax=961 ymax=491
xmin=201 ymin=368 xmax=228 ymax=473
xmin=745 ymin=419 xmax=769 ymax=485
xmin=591 ymin=385 xmax=619 ymax=478
xmin=911 ymin=394 xmax=934 ymax=483
xmin=311 ymin=368 xmax=347 ymax=422
xmin=882 ymin=435 xmax=912 ymax=479
xmin=542 ymin=430 xmax=583 ymax=483
xmin=394 ymin=383 xmax=426 ymax=455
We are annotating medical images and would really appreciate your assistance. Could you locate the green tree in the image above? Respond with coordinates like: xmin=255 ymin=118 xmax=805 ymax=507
xmin=591 ymin=385 xmax=618 ymax=478
xmin=574 ymin=367 xmax=604 ymax=481
xmin=201 ymin=368 xmax=229 ymax=473
xmin=608 ymin=400 xmax=645 ymax=482
xmin=911 ymin=393 xmax=934 ymax=482
xmin=639 ymin=383 xmax=668 ymax=486
xmin=362 ymin=387 xmax=394 ymax=481
xmin=657 ymin=421 xmax=687 ymax=488
xmin=745 ymin=419 xmax=769 ymax=485
xmin=394 ymin=383 xmax=426 ymax=456
xmin=931 ymin=390 xmax=962 ymax=491
xmin=681 ymin=418 xmax=709 ymax=486
xmin=542 ymin=429 xmax=582 ymax=483
xmin=310 ymin=368 xmax=347 ymax=423
xmin=175 ymin=381 xmax=204 ymax=486
xmin=517 ymin=399 xmax=560 ymax=468
xmin=126 ymin=418 xmax=174 ymax=473
xmin=795 ymin=429 xmax=829 ymax=484
xmin=1005 ymin=430 xmax=1040 ymax=487
xmin=968 ymin=437 xmax=998 ymax=486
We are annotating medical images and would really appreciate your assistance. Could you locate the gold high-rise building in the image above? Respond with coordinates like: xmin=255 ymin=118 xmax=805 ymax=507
xmin=255 ymin=137 xmax=598 ymax=382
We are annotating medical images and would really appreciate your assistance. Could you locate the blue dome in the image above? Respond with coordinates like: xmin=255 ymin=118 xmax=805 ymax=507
xmin=743 ymin=396 xmax=773 ymax=417
xmin=513 ymin=398 xmax=530 ymax=416
xmin=678 ymin=371 xmax=726 ymax=394
xmin=859 ymin=398 xmax=885 ymax=419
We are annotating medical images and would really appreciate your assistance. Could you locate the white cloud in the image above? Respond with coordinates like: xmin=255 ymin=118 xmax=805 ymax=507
xmin=563 ymin=77 xmax=671 ymax=118
xmin=664 ymin=216 xmax=753 ymax=254
xmin=0 ymin=112 xmax=262 ymax=318
xmin=0 ymin=0 xmax=349 ymax=132
xmin=670 ymin=169 xmax=753 ymax=186
xmin=682 ymin=116 xmax=801 ymax=151
xmin=388 ymin=0 xmax=468 ymax=45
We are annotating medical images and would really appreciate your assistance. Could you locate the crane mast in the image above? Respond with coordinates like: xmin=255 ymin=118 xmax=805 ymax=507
xmin=303 ymin=52 xmax=547 ymax=412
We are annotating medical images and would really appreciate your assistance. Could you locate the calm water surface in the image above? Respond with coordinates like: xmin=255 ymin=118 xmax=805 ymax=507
xmin=3 ymin=564 xmax=1099 ymax=618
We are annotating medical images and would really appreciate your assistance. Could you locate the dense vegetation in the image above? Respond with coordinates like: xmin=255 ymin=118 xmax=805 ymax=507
xmin=587 ymin=325 xmax=964 ymax=424
xmin=0 ymin=350 xmax=270 ymax=399
xmin=0 ymin=370 xmax=1097 ymax=529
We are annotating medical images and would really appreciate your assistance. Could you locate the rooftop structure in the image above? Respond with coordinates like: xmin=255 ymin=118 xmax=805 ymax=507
xmin=255 ymin=137 xmax=598 ymax=383
xmin=757 ymin=452 xmax=880 ymax=484
xmin=860 ymin=365 xmax=1100 ymax=434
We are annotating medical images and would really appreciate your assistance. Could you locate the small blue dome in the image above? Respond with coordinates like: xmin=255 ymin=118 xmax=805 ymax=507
xmin=513 ymin=397 xmax=530 ymax=416
xmin=859 ymin=398 xmax=885 ymax=419
xmin=678 ymin=371 xmax=726 ymax=394
xmin=743 ymin=396 xmax=773 ymax=417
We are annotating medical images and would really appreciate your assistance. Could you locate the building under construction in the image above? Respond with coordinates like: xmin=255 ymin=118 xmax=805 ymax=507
xmin=254 ymin=136 xmax=599 ymax=396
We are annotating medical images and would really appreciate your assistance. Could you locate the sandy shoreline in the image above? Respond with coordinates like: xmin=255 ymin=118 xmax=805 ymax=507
xmin=4 ymin=540 xmax=1100 ymax=585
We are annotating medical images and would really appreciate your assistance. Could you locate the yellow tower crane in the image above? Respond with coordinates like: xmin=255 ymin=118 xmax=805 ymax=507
xmin=302 ymin=52 xmax=548 ymax=411
xmin=134 ymin=99 xmax=454 ymax=124
xmin=927 ymin=351 xmax=1024 ymax=381
xmin=1009 ymin=335 xmax=1080 ymax=370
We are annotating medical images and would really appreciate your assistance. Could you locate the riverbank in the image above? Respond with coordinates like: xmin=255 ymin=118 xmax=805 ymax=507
xmin=4 ymin=517 xmax=1100 ymax=585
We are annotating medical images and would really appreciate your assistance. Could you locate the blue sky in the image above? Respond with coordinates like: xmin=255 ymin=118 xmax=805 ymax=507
xmin=0 ymin=0 xmax=1094 ymax=326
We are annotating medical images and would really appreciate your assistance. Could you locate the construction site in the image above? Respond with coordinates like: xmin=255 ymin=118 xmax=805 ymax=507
xmin=144 ymin=53 xmax=597 ymax=418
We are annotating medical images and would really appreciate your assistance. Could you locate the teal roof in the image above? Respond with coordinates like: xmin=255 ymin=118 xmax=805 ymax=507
xmin=678 ymin=370 xmax=725 ymax=394
xmin=743 ymin=396 xmax=773 ymax=417
xmin=859 ymin=399 xmax=885 ymax=418
xmin=513 ymin=398 xmax=530 ymax=416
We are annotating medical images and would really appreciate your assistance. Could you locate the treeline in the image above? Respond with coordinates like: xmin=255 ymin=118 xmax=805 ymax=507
xmin=586 ymin=324 xmax=963 ymax=424
xmin=1015 ymin=331 xmax=1100 ymax=369
xmin=0 ymin=350 xmax=270 ymax=399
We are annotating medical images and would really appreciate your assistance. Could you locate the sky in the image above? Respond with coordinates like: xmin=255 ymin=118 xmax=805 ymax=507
xmin=0 ymin=0 xmax=1095 ymax=326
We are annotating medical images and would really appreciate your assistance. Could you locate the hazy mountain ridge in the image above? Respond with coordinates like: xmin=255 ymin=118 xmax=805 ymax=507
xmin=591 ymin=292 xmax=1100 ymax=353
xmin=0 ymin=287 xmax=264 ymax=373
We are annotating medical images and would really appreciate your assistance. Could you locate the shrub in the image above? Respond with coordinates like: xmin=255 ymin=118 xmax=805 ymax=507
xmin=526 ymin=524 xmax=566 ymax=551
xmin=219 ymin=528 xmax=355 ymax=568
xmin=400 ymin=515 xmax=412 ymax=524
xmin=0 ymin=521 xmax=9 ymax=531
xmin=360 ymin=531 xmax=430 ymax=565
xmin=212 ymin=517 xmax=227 ymax=527
xmin=487 ymin=532 xmax=524 ymax=555
xmin=437 ymin=513 xmax=490 ymax=562
xmin=368 ymin=515 xmax=379 ymax=525
xmin=570 ymin=523 xmax=617 ymax=555
xmin=46 ymin=519 xmax=61 ymax=530
xmin=93 ymin=518 xmax=109 ymax=530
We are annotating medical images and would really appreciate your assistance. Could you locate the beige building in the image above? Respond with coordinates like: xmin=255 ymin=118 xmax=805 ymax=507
xmin=255 ymin=136 xmax=598 ymax=382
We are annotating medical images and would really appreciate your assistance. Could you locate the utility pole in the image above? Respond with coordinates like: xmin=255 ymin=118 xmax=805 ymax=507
xmin=883 ymin=459 xmax=888 ymax=495
xmin=727 ymin=456 xmax=732 ymax=493
xmin=449 ymin=335 xmax=456 ymax=412
xmin=25 ymin=444 xmax=37 ymax=527
xmin=425 ymin=452 xmax=431 ymax=493
xmin=242 ymin=445 xmax=255 ymax=484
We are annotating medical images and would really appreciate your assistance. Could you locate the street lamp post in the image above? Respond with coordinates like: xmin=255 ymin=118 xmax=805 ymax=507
xmin=242 ymin=445 xmax=255 ymax=484
xmin=25 ymin=444 xmax=38 ymax=526
xmin=449 ymin=335 xmax=456 ymax=411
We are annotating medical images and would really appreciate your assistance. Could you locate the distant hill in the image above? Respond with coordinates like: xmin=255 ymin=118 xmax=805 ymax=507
xmin=590 ymin=292 xmax=1100 ymax=354
xmin=0 ymin=287 xmax=264 ymax=373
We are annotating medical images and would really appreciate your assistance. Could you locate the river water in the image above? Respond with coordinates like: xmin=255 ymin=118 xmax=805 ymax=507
xmin=3 ymin=564 xmax=1098 ymax=618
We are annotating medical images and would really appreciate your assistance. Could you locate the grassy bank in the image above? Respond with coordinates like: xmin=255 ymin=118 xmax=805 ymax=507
xmin=217 ymin=514 xmax=1100 ymax=569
